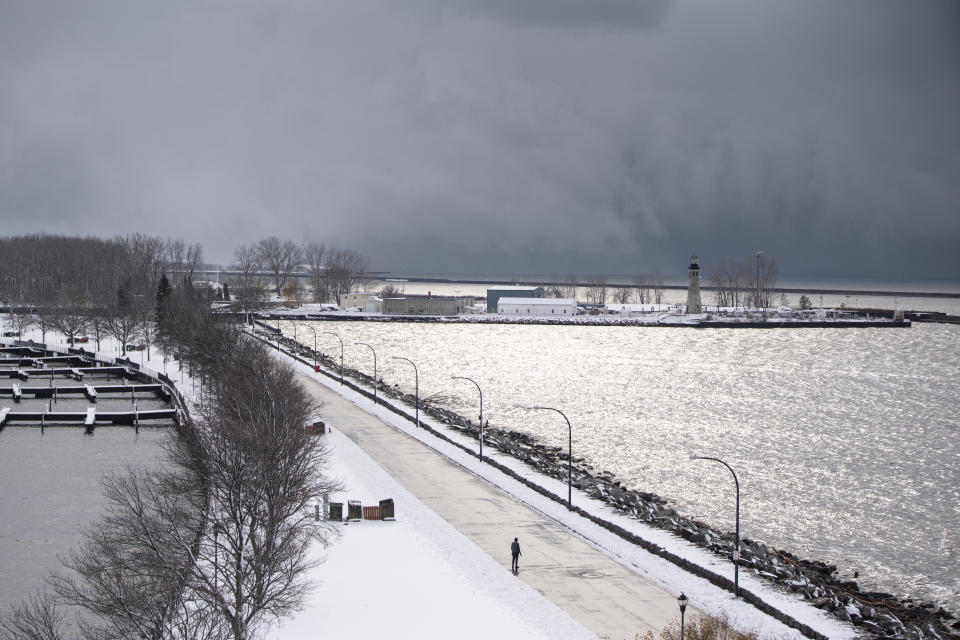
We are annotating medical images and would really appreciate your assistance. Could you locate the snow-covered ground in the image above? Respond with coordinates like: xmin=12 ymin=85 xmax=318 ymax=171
xmin=266 ymin=429 xmax=597 ymax=640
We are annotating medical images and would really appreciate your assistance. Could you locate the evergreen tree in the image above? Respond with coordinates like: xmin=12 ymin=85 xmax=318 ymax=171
xmin=116 ymin=282 xmax=132 ymax=310
xmin=156 ymin=273 xmax=172 ymax=323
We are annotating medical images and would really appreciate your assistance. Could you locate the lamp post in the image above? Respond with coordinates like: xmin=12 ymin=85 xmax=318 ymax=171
xmin=355 ymin=342 xmax=377 ymax=404
xmin=323 ymin=332 xmax=344 ymax=384
xmin=526 ymin=406 xmax=573 ymax=510
xmin=451 ymin=375 xmax=483 ymax=462
xmin=678 ymin=593 xmax=688 ymax=640
xmin=754 ymin=249 xmax=763 ymax=310
xmin=391 ymin=356 xmax=419 ymax=428
xmin=690 ymin=454 xmax=740 ymax=598
xmin=307 ymin=326 xmax=318 ymax=370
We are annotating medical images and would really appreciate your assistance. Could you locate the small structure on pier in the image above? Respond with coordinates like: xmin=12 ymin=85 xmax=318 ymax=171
xmin=686 ymin=254 xmax=702 ymax=314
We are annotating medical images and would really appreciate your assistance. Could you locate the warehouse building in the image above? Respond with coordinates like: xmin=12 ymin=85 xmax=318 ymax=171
xmin=497 ymin=297 xmax=578 ymax=316
xmin=486 ymin=286 xmax=545 ymax=312
xmin=382 ymin=294 xmax=474 ymax=316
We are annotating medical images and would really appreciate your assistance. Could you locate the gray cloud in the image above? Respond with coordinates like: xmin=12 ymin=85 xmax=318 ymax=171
xmin=0 ymin=0 xmax=957 ymax=280
xmin=447 ymin=0 xmax=673 ymax=29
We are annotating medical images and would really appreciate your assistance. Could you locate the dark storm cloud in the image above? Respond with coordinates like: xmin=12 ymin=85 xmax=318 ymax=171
xmin=449 ymin=0 xmax=673 ymax=29
xmin=0 ymin=0 xmax=958 ymax=280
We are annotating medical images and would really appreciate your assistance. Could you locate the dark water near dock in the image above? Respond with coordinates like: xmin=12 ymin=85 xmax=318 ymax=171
xmin=0 ymin=427 xmax=169 ymax=609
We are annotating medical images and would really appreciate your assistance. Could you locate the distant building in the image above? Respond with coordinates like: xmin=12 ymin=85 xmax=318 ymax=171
xmin=498 ymin=297 xmax=577 ymax=316
xmin=339 ymin=292 xmax=382 ymax=313
xmin=486 ymin=286 xmax=545 ymax=312
xmin=686 ymin=254 xmax=702 ymax=314
xmin=382 ymin=294 xmax=474 ymax=316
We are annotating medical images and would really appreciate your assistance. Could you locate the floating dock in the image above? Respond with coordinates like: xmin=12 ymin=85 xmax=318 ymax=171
xmin=0 ymin=407 xmax=176 ymax=427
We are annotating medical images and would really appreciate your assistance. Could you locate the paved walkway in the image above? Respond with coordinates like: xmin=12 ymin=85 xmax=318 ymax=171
xmin=296 ymin=372 xmax=686 ymax=640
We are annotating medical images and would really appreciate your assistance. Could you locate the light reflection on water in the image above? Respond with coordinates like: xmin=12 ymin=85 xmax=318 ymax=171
xmin=290 ymin=320 xmax=960 ymax=611
xmin=0 ymin=427 xmax=169 ymax=609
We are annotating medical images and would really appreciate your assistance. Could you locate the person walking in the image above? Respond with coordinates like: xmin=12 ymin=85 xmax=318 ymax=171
xmin=510 ymin=537 xmax=522 ymax=572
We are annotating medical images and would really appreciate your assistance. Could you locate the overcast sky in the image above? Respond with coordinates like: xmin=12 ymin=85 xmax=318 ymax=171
xmin=1 ymin=0 xmax=958 ymax=280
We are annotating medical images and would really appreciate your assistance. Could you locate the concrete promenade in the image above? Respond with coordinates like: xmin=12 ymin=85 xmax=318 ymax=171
xmin=295 ymin=371 xmax=685 ymax=640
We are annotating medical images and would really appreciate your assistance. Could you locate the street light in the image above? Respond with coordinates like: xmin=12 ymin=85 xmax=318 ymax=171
xmin=754 ymin=249 xmax=763 ymax=310
xmin=355 ymin=342 xmax=377 ymax=404
xmin=678 ymin=593 xmax=688 ymax=640
xmin=306 ymin=326 xmax=318 ymax=370
xmin=525 ymin=406 xmax=573 ymax=510
xmin=391 ymin=356 xmax=419 ymax=428
xmin=690 ymin=454 xmax=741 ymax=598
xmin=323 ymin=331 xmax=344 ymax=384
xmin=451 ymin=375 xmax=483 ymax=462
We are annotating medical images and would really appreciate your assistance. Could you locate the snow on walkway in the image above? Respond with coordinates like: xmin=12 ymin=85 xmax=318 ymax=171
xmin=267 ymin=429 xmax=597 ymax=640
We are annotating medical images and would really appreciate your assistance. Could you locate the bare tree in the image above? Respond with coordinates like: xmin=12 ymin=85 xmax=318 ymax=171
xmin=50 ymin=467 xmax=212 ymax=640
xmin=632 ymin=275 xmax=649 ymax=304
xmin=283 ymin=282 xmax=305 ymax=307
xmin=325 ymin=248 xmax=369 ymax=299
xmin=32 ymin=294 xmax=57 ymax=343
xmin=257 ymin=237 xmax=302 ymax=296
xmin=753 ymin=254 xmax=778 ymax=309
xmin=105 ymin=292 xmax=140 ymax=355
xmin=0 ymin=592 xmax=64 ymax=640
xmin=188 ymin=342 xmax=341 ymax=639
xmin=650 ymin=272 xmax=666 ymax=304
xmin=9 ymin=307 xmax=34 ymax=337
xmin=86 ymin=306 xmax=109 ymax=351
xmin=709 ymin=259 xmax=746 ymax=308
xmin=612 ymin=286 xmax=633 ymax=304
xmin=183 ymin=243 xmax=203 ymax=284
xmin=50 ymin=294 xmax=90 ymax=347
xmin=230 ymin=244 xmax=265 ymax=316
xmin=379 ymin=284 xmax=402 ymax=298
xmin=137 ymin=303 xmax=160 ymax=360
xmin=584 ymin=275 xmax=608 ymax=305
xmin=302 ymin=242 xmax=328 ymax=303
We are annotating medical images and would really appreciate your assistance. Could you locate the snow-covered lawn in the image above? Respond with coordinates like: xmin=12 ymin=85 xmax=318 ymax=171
xmin=267 ymin=429 xmax=596 ymax=640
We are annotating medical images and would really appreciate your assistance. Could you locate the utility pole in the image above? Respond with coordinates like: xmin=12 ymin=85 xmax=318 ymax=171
xmin=754 ymin=250 xmax=763 ymax=309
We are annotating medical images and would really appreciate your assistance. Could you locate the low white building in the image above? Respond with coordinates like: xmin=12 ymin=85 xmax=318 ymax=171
xmin=498 ymin=297 xmax=578 ymax=316
xmin=339 ymin=292 xmax=382 ymax=313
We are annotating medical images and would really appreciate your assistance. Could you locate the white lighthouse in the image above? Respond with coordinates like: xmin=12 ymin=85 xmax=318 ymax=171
xmin=686 ymin=254 xmax=702 ymax=314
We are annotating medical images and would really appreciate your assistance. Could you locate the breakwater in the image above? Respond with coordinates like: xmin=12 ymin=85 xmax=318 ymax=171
xmin=248 ymin=311 xmax=912 ymax=328
xmin=257 ymin=323 xmax=958 ymax=640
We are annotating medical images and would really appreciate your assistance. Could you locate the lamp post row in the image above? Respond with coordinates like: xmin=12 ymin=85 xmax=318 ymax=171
xmin=282 ymin=323 xmax=743 ymax=606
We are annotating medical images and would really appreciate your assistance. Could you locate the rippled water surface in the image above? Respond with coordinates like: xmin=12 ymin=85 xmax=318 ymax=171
xmin=0 ymin=427 xmax=169 ymax=609
xmin=288 ymin=320 xmax=960 ymax=611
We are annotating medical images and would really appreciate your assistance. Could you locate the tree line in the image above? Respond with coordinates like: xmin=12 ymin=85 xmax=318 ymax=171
xmin=229 ymin=238 xmax=368 ymax=313
xmin=0 ymin=234 xmax=372 ymax=349
xmin=540 ymin=254 xmax=778 ymax=309
xmin=0 ymin=287 xmax=340 ymax=640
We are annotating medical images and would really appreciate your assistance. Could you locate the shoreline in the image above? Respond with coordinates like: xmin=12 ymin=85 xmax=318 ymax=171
xmin=256 ymin=322 xmax=959 ymax=640
xmin=246 ymin=310 xmax=916 ymax=328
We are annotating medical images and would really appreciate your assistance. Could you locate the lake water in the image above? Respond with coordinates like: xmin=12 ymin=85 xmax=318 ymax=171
xmin=284 ymin=318 xmax=960 ymax=613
